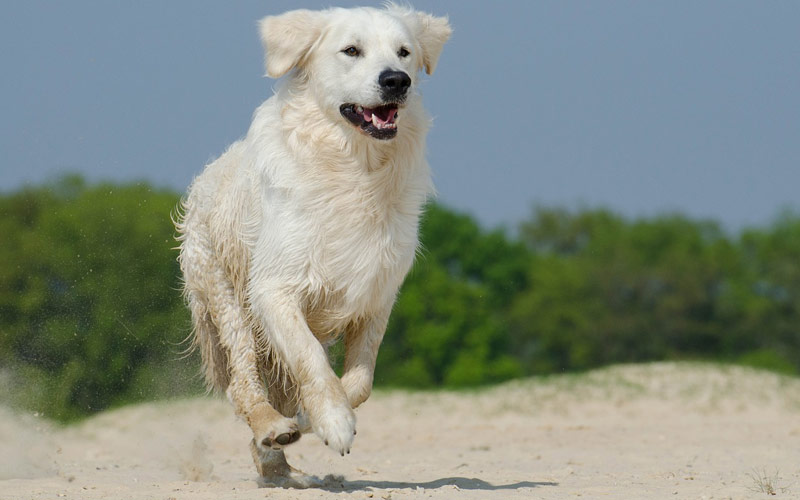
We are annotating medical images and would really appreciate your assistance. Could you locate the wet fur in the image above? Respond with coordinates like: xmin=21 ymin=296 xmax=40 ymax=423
xmin=175 ymin=3 xmax=450 ymax=471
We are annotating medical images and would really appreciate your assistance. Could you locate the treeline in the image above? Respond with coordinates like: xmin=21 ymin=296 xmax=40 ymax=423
xmin=1 ymin=176 xmax=799 ymax=420
xmin=378 ymin=203 xmax=800 ymax=386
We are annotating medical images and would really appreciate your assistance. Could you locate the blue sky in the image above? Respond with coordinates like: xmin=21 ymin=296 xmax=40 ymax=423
xmin=2 ymin=1 xmax=798 ymax=232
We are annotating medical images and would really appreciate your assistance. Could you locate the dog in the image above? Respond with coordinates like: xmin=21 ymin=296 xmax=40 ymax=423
xmin=175 ymin=4 xmax=450 ymax=486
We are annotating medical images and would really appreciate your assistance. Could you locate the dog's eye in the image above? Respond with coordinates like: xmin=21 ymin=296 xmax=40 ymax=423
xmin=398 ymin=47 xmax=410 ymax=58
xmin=343 ymin=46 xmax=360 ymax=57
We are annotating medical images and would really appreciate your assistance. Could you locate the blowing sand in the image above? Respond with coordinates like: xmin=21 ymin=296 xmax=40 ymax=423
xmin=2 ymin=362 xmax=799 ymax=499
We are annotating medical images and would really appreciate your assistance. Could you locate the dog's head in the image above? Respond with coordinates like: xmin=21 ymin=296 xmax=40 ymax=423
xmin=259 ymin=5 xmax=451 ymax=140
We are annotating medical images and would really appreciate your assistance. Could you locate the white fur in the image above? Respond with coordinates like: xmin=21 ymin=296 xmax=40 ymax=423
xmin=175 ymin=4 xmax=450 ymax=471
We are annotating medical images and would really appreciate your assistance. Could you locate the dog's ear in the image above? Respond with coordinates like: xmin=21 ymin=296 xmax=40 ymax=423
xmin=402 ymin=11 xmax=452 ymax=75
xmin=259 ymin=9 xmax=326 ymax=79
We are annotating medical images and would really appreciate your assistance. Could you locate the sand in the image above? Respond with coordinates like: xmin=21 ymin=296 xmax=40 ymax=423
xmin=2 ymin=362 xmax=799 ymax=499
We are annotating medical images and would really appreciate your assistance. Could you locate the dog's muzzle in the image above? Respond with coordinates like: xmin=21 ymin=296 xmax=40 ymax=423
xmin=340 ymin=102 xmax=400 ymax=140
xmin=339 ymin=69 xmax=411 ymax=140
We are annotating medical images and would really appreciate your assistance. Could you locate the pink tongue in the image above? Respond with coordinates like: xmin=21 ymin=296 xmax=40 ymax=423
xmin=362 ymin=107 xmax=397 ymax=124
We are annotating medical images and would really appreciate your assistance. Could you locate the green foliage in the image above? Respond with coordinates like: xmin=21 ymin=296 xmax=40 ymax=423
xmin=737 ymin=349 xmax=797 ymax=375
xmin=376 ymin=204 xmax=528 ymax=387
xmin=2 ymin=177 xmax=799 ymax=421
xmin=512 ymin=206 xmax=800 ymax=375
xmin=731 ymin=213 xmax=800 ymax=367
xmin=0 ymin=176 xmax=201 ymax=420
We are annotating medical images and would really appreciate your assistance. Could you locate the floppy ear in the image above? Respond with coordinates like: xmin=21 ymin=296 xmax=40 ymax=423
xmin=407 ymin=12 xmax=452 ymax=75
xmin=258 ymin=9 xmax=326 ymax=78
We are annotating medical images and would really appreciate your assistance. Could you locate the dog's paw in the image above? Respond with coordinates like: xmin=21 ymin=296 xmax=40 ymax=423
xmin=255 ymin=416 xmax=302 ymax=451
xmin=311 ymin=402 xmax=356 ymax=456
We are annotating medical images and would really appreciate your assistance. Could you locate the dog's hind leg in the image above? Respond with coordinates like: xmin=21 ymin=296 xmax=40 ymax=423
xmin=209 ymin=267 xmax=302 ymax=452
xmin=186 ymin=293 xmax=230 ymax=391
xmin=181 ymin=225 xmax=301 ymax=475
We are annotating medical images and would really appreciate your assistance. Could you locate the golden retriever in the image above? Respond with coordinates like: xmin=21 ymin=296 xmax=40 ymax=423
xmin=176 ymin=4 xmax=450 ymax=486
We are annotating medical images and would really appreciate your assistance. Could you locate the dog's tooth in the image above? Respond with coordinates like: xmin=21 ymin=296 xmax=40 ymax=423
xmin=356 ymin=105 xmax=363 ymax=114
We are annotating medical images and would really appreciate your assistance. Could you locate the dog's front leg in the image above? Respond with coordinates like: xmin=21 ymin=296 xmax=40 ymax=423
xmin=251 ymin=288 xmax=356 ymax=456
xmin=341 ymin=307 xmax=391 ymax=409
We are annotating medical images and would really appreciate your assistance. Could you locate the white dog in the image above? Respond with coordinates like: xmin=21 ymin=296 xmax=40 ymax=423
xmin=176 ymin=4 xmax=450 ymax=486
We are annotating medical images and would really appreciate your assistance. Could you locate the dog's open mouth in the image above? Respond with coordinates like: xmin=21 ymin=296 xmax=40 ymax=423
xmin=339 ymin=103 xmax=399 ymax=140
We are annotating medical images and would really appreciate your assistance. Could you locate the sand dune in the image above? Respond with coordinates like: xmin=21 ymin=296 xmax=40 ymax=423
xmin=2 ymin=362 xmax=799 ymax=499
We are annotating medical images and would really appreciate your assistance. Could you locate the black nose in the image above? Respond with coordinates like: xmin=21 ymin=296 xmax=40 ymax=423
xmin=379 ymin=70 xmax=411 ymax=99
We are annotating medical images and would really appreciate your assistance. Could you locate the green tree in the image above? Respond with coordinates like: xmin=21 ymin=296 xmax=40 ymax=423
xmin=511 ymin=207 xmax=748 ymax=373
xmin=375 ymin=203 xmax=527 ymax=387
xmin=0 ymin=176 xmax=198 ymax=420
xmin=729 ymin=212 xmax=800 ymax=372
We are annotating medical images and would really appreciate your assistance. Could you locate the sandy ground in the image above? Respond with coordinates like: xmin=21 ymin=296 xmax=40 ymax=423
xmin=1 ymin=362 xmax=799 ymax=500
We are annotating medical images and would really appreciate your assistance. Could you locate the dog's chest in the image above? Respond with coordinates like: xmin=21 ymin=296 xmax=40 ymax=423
xmin=312 ymin=207 xmax=416 ymax=311
xmin=294 ymin=183 xmax=418 ymax=330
